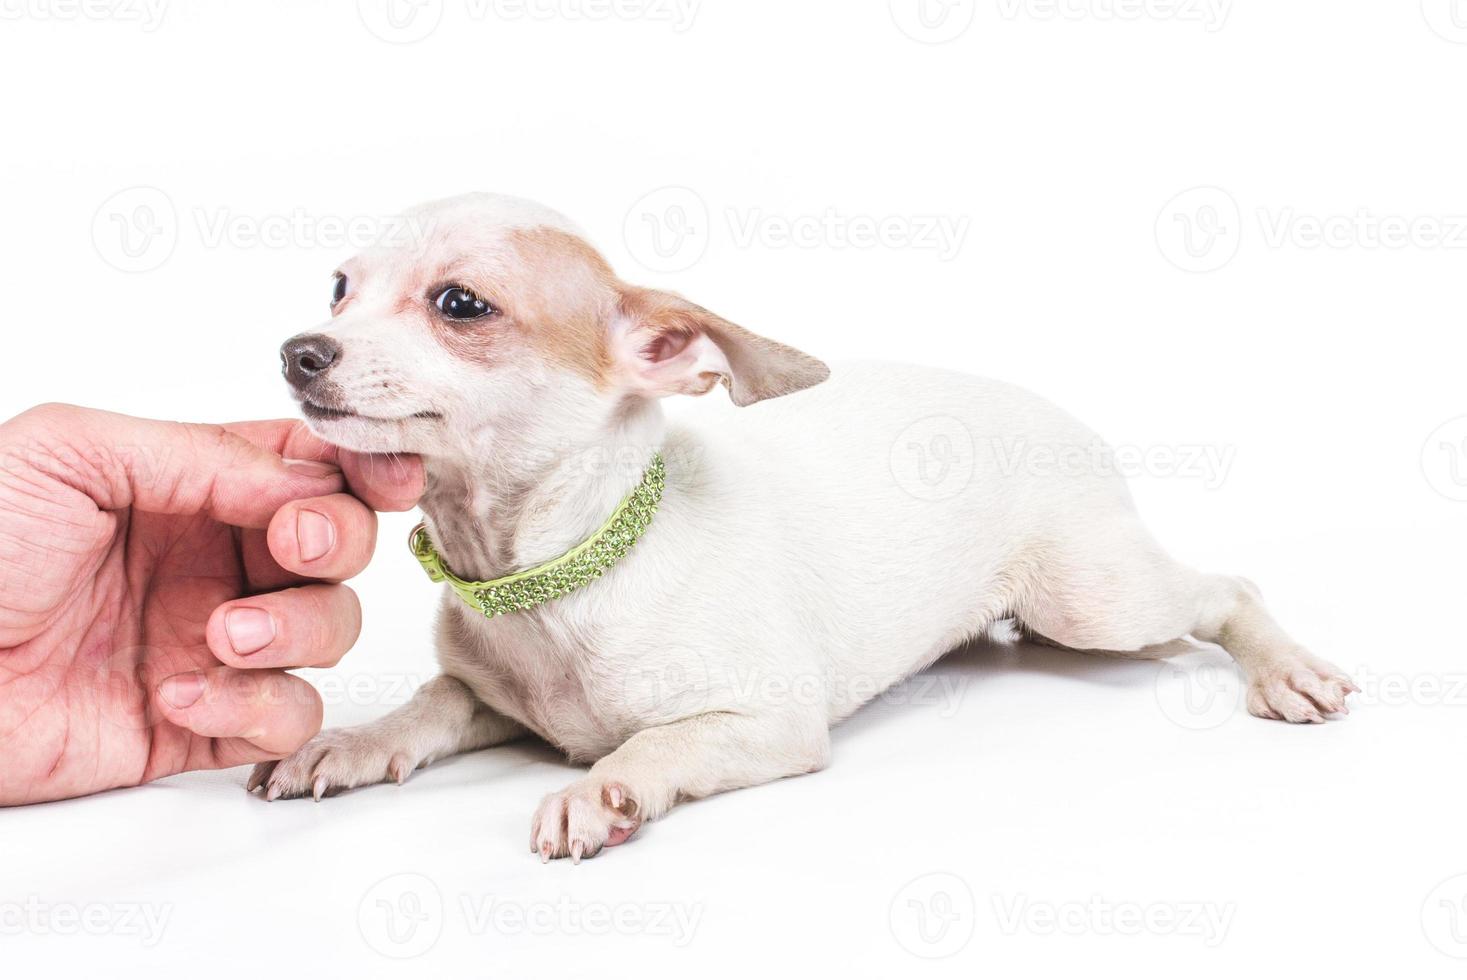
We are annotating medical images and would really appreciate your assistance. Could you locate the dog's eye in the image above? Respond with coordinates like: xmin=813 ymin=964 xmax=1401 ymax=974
xmin=436 ymin=287 xmax=487 ymax=318
xmin=331 ymin=273 xmax=348 ymax=307
xmin=434 ymin=285 xmax=495 ymax=321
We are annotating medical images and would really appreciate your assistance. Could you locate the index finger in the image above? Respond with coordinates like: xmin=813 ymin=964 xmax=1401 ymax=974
xmin=224 ymin=419 xmax=424 ymax=513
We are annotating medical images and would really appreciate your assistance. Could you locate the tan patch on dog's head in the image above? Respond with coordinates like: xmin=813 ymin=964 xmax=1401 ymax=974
xmin=418 ymin=225 xmax=620 ymax=385
xmin=502 ymin=228 xmax=619 ymax=382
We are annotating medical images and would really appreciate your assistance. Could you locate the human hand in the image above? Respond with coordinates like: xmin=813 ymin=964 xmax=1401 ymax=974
xmin=0 ymin=405 xmax=423 ymax=805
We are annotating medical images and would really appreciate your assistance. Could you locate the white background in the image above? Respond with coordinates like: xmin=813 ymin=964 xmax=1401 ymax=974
xmin=2 ymin=1 xmax=1465 ymax=976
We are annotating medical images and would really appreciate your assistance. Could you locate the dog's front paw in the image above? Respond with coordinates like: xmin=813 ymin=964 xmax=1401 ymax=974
xmin=530 ymin=779 xmax=642 ymax=863
xmin=1247 ymin=652 xmax=1359 ymax=724
xmin=248 ymin=727 xmax=420 ymax=801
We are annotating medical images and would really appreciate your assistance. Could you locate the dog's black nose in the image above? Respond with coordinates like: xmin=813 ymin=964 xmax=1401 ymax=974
xmin=281 ymin=334 xmax=341 ymax=389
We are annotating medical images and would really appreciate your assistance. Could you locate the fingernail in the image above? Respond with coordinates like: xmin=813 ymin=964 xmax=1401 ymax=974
xmin=225 ymin=607 xmax=276 ymax=655
xmin=285 ymin=459 xmax=340 ymax=479
xmin=159 ymin=672 xmax=205 ymax=709
xmin=296 ymin=509 xmax=336 ymax=563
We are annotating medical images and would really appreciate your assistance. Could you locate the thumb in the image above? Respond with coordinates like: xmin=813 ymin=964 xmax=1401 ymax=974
xmin=3 ymin=404 xmax=345 ymax=529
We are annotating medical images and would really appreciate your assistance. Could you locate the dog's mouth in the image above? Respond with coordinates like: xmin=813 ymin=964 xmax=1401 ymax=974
xmin=301 ymin=397 xmax=442 ymax=425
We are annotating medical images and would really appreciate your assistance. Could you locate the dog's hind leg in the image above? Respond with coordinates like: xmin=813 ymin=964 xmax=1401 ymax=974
xmin=1014 ymin=516 xmax=1357 ymax=722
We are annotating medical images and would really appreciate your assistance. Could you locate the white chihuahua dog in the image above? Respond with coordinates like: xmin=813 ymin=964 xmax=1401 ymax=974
xmin=255 ymin=193 xmax=1356 ymax=861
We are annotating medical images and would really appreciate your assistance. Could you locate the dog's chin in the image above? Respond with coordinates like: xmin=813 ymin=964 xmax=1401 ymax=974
xmin=297 ymin=398 xmax=441 ymax=453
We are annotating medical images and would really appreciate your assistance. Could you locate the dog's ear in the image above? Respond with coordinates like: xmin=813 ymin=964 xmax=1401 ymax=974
xmin=610 ymin=286 xmax=829 ymax=407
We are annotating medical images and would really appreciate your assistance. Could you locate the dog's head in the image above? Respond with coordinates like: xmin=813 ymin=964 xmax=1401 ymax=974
xmin=280 ymin=193 xmax=828 ymax=456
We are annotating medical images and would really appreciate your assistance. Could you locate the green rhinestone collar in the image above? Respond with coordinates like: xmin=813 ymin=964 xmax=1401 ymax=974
xmin=409 ymin=453 xmax=666 ymax=619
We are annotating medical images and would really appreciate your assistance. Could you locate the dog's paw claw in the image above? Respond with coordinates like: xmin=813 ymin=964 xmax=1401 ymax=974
xmin=245 ymin=762 xmax=272 ymax=794
xmin=1248 ymin=653 xmax=1357 ymax=724
xmin=249 ymin=728 xmax=424 ymax=802
xmin=530 ymin=779 xmax=643 ymax=863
